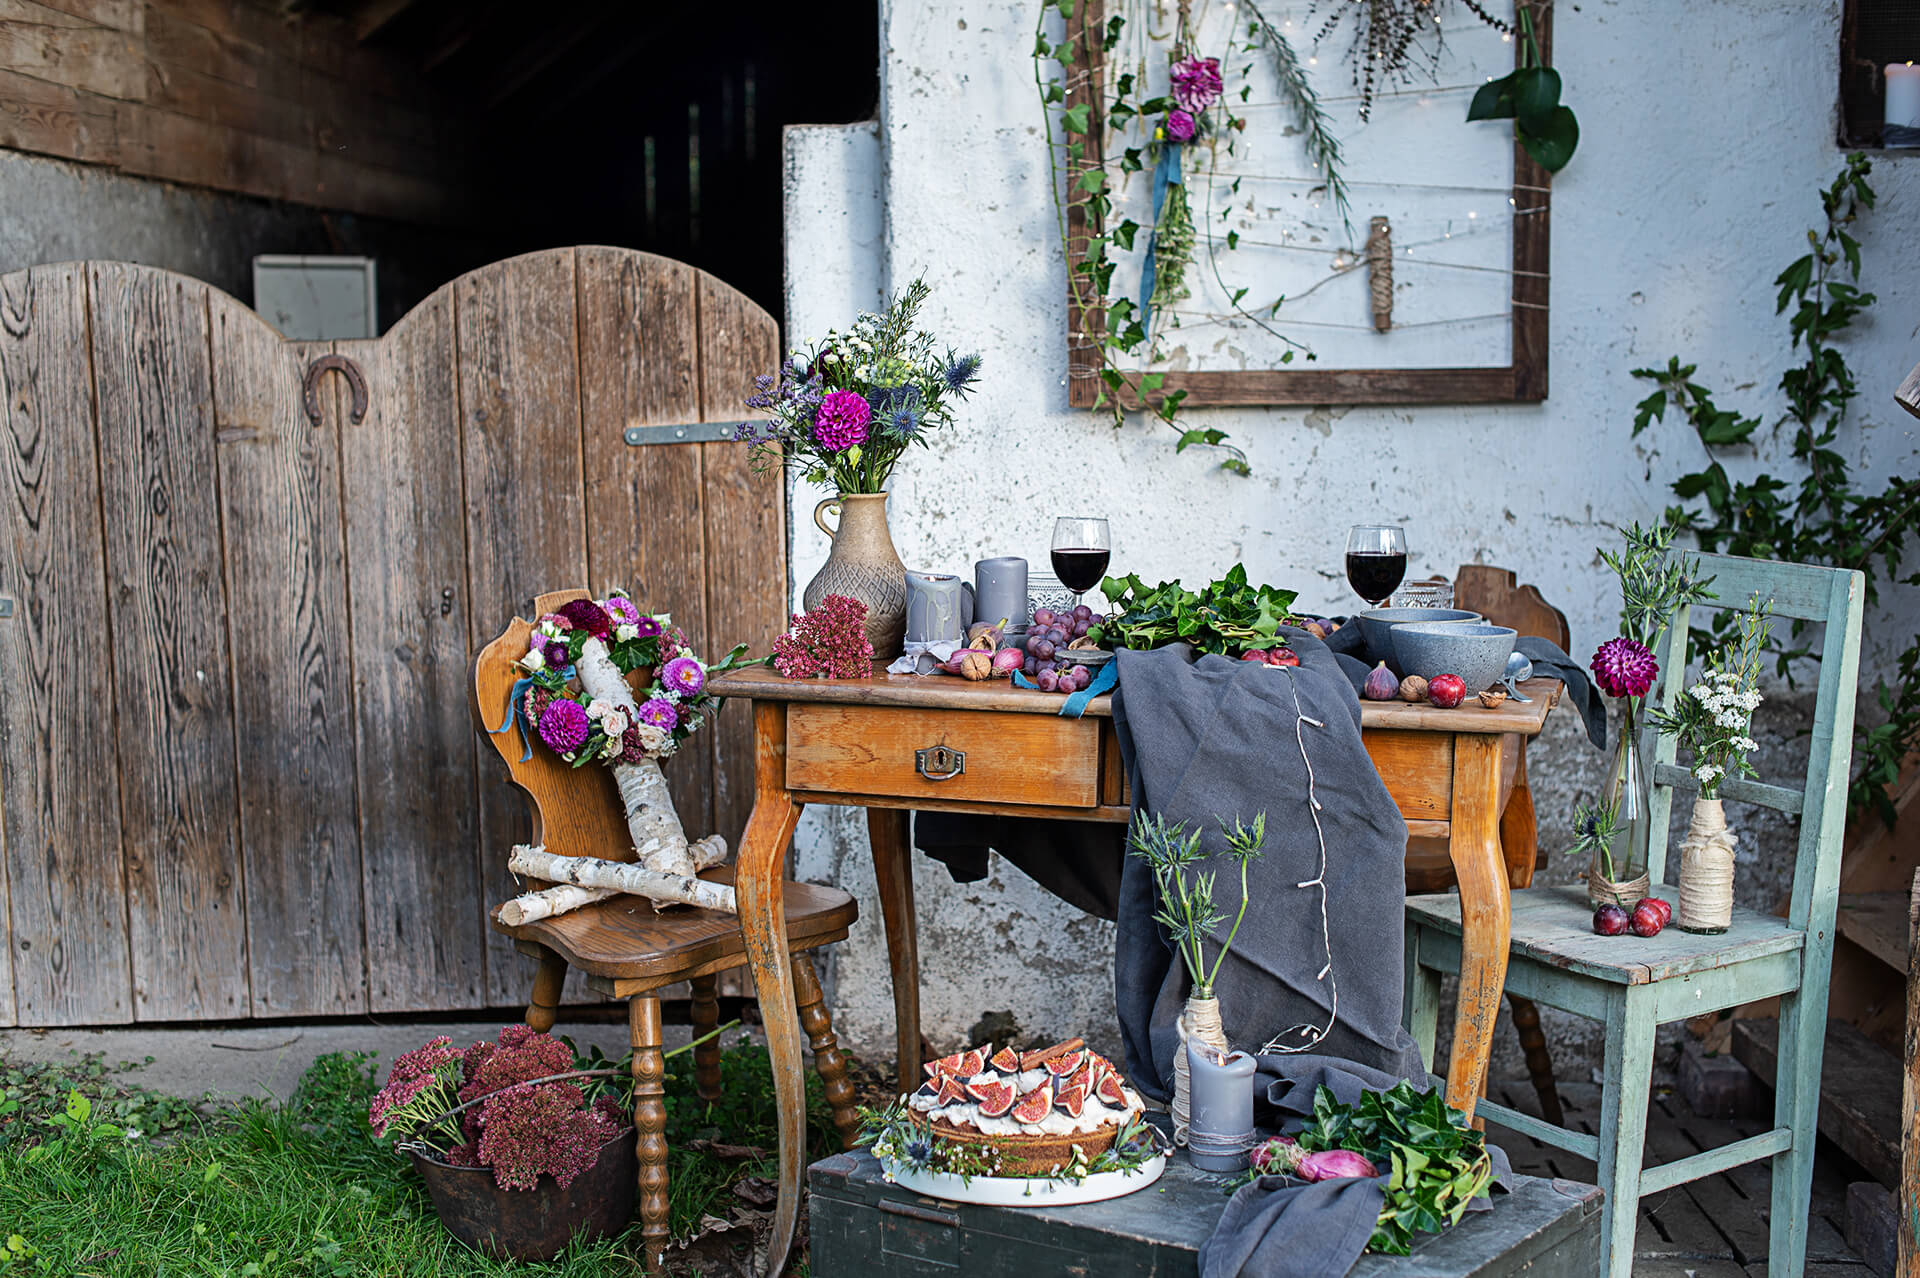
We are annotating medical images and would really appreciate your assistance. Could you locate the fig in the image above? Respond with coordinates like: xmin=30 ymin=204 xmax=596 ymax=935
xmin=988 ymin=1046 xmax=1021 ymax=1074
xmin=1592 ymin=904 xmax=1630 ymax=936
xmin=1362 ymin=662 xmax=1399 ymax=701
xmin=973 ymin=1079 xmax=1017 ymax=1118
xmin=965 ymin=1075 xmax=1005 ymax=1104
xmin=1009 ymin=1081 xmax=1054 ymax=1125
xmin=1044 ymin=1049 xmax=1087 ymax=1078
xmin=1630 ymin=899 xmax=1666 ymax=937
xmin=1267 ymin=647 xmax=1300 ymax=667
xmin=956 ymin=1048 xmax=987 ymax=1078
xmin=1095 ymin=1070 xmax=1127 ymax=1106
xmin=1056 ymin=1082 xmax=1088 ymax=1119
xmin=936 ymin=1075 xmax=969 ymax=1106
xmin=1398 ymin=675 xmax=1428 ymax=702
xmin=968 ymin=619 xmax=1007 ymax=649
xmin=926 ymin=1051 xmax=966 ymax=1078
xmin=1428 ymin=673 xmax=1467 ymax=709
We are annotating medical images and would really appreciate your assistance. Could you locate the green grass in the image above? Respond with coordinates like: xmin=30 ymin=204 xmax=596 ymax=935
xmin=0 ymin=1035 xmax=840 ymax=1277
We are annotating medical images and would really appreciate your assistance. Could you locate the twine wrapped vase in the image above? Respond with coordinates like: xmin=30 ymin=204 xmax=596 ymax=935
xmin=1675 ymin=798 xmax=1736 ymax=933
xmin=1171 ymin=994 xmax=1228 ymax=1147
xmin=1588 ymin=701 xmax=1651 ymax=908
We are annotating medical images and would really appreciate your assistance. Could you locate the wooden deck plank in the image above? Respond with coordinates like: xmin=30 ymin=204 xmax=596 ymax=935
xmin=1734 ymin=1018 xmax=1899 ymax=1190
xmin=1835 ymin=892 xmax=1906 ymax=974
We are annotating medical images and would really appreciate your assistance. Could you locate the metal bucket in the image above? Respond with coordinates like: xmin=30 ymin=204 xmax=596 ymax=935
xmin=409 ymin=1130 xmax=636 ymax=1262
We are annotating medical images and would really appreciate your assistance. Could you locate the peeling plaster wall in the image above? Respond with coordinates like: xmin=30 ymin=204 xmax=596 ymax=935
xmin=785 ymin=0 xmax=1920 ymax=1076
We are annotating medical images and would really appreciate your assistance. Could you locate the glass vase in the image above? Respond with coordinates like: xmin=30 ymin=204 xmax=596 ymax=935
xmin=1588 ymin=700 xmax=1651 ymax=908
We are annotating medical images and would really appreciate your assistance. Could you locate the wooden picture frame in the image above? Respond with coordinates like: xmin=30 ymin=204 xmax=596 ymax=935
xmin=1064 ymin=1 xmax=1553 ymax=408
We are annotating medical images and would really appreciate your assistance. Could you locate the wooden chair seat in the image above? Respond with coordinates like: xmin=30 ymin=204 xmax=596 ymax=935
xmin=1408 ymin=884 xmax=1804 ymax=986
xmin=491 ymin=867 xmax=856 ymax=981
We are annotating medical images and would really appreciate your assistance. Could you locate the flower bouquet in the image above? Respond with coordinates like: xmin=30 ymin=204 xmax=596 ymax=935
xmin=1649 ymin=598 xmax=1771 ymax=932
xmin=369 ymin=1026 xmax=634 ymax=1261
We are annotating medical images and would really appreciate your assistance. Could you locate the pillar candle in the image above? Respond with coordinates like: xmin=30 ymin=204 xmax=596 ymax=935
xmin=974 ymin=557 xmax=1029 ymax=633
xmin=1886 ymin=63 xmax=1920 ymax=147
xmin=1186 ymin=1042 xmax=1258 ymax=1173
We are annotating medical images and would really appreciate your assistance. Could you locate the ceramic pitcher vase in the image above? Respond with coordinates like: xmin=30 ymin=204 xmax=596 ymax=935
xmin=803 ymin=492 xmax=907 ymax=660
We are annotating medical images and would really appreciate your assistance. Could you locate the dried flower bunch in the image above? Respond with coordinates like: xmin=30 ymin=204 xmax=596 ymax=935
xmin=367 ymin=1025 xmax=627 ymax=1192
xmin=1126 ymin=811 xmax=1267 ymax=1001
xmin=741 ymin=277 xmax=982 ymax=495
xmin=515 ymin=590 xmax=749 ymax=765
xmin=771 ymin=594 xmax=875 ymax=679
xmin=1650 ymin=596 xmax=1773 ymax=798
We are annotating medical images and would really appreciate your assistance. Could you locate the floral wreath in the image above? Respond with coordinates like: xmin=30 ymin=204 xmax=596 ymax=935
xmin=504 ymin=591 xmax=747 ymax=766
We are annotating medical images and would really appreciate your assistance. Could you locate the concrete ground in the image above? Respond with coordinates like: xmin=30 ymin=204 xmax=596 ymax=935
xmin=0 ymin=1013 xmax=766 ymax=1104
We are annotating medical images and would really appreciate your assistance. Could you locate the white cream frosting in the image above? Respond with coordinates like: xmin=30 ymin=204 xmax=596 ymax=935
xmin=908 ymin=1066 xmax=1144 ymax=1139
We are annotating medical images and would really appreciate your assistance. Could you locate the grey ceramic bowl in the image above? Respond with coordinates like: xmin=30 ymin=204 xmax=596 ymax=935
xmin=1355 ymin=608 xmax=1481 ymax=664
xmin=1056 ymin=647 xmax=1113 ymax=668
xmin=1393 ymin=622 xmax=1518 ymax=693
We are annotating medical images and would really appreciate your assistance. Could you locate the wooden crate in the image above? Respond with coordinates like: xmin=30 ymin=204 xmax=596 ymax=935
xmin=809 ymin=1149 xmax=1602 ymax=1278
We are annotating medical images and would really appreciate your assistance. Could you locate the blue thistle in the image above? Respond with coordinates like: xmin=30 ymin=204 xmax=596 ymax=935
xmin=942 ymin=352 xmax=983 ymax=397
xmin=866 ymin=384 xmax=924 ymax=441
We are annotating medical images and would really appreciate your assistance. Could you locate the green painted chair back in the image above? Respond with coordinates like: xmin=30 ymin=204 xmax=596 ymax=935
xmin=1638 ymin=554 xmax=1865 ymax=947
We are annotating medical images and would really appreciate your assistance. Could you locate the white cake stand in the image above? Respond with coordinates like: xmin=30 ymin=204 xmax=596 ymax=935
xmin=878 ymin=1152 xmax=1167 ymax=1207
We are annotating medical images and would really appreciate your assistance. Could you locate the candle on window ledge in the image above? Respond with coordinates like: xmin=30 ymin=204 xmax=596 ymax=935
xmin=1185 ymin=1041 xmax=1258 ymax=1173
xmin=1885 ymin=62 xmax=1920 ymax=148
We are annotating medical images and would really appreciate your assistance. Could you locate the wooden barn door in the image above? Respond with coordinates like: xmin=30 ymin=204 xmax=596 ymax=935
xmin=0 ymin=249 xmax=783 ymax=1026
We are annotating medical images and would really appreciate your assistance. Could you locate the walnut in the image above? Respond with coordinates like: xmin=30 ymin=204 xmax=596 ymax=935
xmin=1397 ymin=675 xmax=1429 ymax=702
xmin=1477 ymin=687 xmax=1509 ymax=709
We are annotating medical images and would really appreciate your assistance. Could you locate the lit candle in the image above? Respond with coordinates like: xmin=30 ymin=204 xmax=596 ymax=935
xmin=1186 ymin=1042 xmax=1258 ymax=1172
xmin=1886 ymin=63 xmax=1920 ymax=147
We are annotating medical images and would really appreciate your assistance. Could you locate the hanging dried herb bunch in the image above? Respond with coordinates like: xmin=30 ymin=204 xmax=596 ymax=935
xmin=1310 ymin=0 xmax=1510 ymax=121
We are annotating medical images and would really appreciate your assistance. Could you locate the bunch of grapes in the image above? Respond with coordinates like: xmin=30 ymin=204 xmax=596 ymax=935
xmin=1023 ymin=605 xmax=1098 ymax=693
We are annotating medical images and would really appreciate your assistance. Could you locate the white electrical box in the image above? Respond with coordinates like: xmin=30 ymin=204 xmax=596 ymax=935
xmin=252 ymin=255 xmax=378 ymax=339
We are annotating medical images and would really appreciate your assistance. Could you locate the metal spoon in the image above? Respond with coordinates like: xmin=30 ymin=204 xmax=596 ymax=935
xmin=1503 ymin=651 xmax=1534 ymax=701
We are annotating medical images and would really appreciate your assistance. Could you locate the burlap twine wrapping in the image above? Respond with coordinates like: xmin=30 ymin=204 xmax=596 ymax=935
xmin=1172 ymin=995 xmax=1229 ymax=1147
xmin=1676 ymin=798 xmax=1736 ymax=933
xmin=1586 ymin=868 xmax=1651 ymax=910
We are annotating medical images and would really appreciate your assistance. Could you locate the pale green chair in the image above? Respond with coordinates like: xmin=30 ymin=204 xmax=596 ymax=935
xmin=1401 ymin=553 xmax=1863 ymax=1278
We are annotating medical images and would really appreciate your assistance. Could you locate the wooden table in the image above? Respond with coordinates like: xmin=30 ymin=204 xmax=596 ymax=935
xmin=710 ymin=664 xmax=1560 ymax=1156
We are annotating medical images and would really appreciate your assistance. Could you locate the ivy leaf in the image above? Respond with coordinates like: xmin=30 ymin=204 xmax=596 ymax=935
xmin=1632 ymin=389 xmax=1666 ymax=436
xmin=1517 ymin=106 xmax=1579 ymax=172
xmin=1773 ymin=254 xmax=1814 ymax=313
xmin=1112 ymin=220 xmax=1140 ymax=251
xmin=1062 ymin=103 xmax=1092 ymax=135
xmin=1465 ymin=72 xmax=1516 ymax=121
xmin=1511 ymin=67 xmax=1562 ymax=133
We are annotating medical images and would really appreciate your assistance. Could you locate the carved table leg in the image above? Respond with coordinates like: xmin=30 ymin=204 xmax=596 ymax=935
xmin=1446 ymin=734 xmax=1512 ymax=1123
xmin=629 ymin=995 xmax=669 ymax=1274
xmin=868 ymin=806 xmax=922 ymax=1095
xmin=794 ymin=952 xmax=859 ymax=1149
xmin=525 ymin=946 xmax=567 ymax=1033
xmin=1507 ymin=994 xmax=1564 ymax=1127
xmin=690 ymin=973 xmax=723 ymax=1102
xmin=736 ymin=700 xmax=807 ymax=1278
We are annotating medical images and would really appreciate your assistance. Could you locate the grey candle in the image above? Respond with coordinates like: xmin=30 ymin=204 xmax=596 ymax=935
xmin=974 ymin=557 xmax=1029 ymax=631
xmin=1186 ymin=1042 xmax=1257 ymax=1173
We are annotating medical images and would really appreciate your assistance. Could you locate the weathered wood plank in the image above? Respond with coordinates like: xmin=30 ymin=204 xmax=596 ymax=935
xmin=88 ymin=263 xmax=246 ymax=1021
xmin=455 ymin=249 xmax=589 ymax=1008
xmin=574 ymin=248 xmax=717 ymax=863
xmin=336 ymin=298 xmax=487 ymax=1013
xmin=1735 ymin=1017 xmax=1900 ymax=1189
xmin=209 ymin=292 xmax=364 ymax=1016
xmin=0 ymin=265 xmax=126 ymax=1025
xmin=1835 ymin=891 xmax=1906 ymax=975
xmin=0 ymin=64 xmax=118 ymax=163
xmin=1902 ymin=870 xmax=1919 ymax=1278
xmin=694 ymin=271 xmax=784 ymax=859
xmin=0 ymin=0 xmax=143 ymax=100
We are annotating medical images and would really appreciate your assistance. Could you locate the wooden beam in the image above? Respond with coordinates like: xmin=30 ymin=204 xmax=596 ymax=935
xmin=420 ymin=0 xmax=511 ymax=72
xmin=1901 ymin=868 xmax=1919 ymax=1278
xmin=352 ymin=0 xmax=420 ymax=43
xmin=483 ymin=12 xmax=610 ymax=109
xmin=1896 ymin=358 xmax=1920 ymax=420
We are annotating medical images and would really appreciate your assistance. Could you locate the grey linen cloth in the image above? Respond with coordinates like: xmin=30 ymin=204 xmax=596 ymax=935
xmin=1111 ymin=634 xmax=1426 ymax=1100
xmin=1326 ymin=622 xmax=1606 ymax=748
xmin=1200 ymin=1055 xmax=1511 ymax=1278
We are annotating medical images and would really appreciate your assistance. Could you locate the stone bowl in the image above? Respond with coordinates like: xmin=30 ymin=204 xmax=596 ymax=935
xmin=1393 ymin=622 xmax=1518 ymax=694
xmin=1354 ymin=608 xmax=1480 ymax=665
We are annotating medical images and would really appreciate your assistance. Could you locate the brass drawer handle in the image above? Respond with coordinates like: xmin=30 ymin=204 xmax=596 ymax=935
xmin=915 ymin=745 xmax=966 ymax=781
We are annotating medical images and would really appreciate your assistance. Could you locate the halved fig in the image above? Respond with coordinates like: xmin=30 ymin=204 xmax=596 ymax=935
xmin=1019 ymin=1038 xmax=1085 ymax=1071
xmin=1044 ymin=1050 xmax=1087 ymax=1078
xmin=925 ymin=1050 xmax=966 ymax=1078
xmin=936 ymin=1076 xmax=969 ymax=1107
xmin=1009 ymin=1081 xmax=1054 ymax=1125
xmin=955 ymin=1048 xmax=987 ymax=1079
xmin=1056 ymin=1082 xmax=1088 ymax=1119
xmin=972 ymin=1079 xmax=1016 ymax=1119
xmin=1095 ymin=1070 xmax=1127 ymax=1107
xmin=988 ymin=1046 xmax=1021 ymax=1074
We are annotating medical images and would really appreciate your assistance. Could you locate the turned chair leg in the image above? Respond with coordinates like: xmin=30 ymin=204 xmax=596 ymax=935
xmin=1507 ymin=995 xmax=1564 ymax=1127
xmin=629 ymin=996 xmax=670 ymax=1274
xmin=690 ymin=974 xmax=724 ymax=1102
xmin=793 ymin=953 xmax=859 ymax=1150
xmin=525 ymin=947 xmax=567 ymax=1033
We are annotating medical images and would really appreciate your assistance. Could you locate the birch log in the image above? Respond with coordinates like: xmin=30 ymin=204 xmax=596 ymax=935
xmin=508 ymin=844 xmax=738 ymax=914
xmin=575 ymin=636 xmax=698 ymax=879
xmin=497 ymin=834 xmax=732 ymax=923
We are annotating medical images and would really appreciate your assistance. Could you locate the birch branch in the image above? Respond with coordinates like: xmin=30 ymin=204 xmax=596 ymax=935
xmin=574 ymin=635 xmax=699 ymax=879
xmin=496 ymin=883 xmax=618 ymax=926
xmin=508 ymin=844 xmax=738 ymax=914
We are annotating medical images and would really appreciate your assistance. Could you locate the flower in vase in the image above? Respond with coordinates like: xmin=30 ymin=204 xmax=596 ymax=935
xmin=661 ymin=656 xmax=706 ymax=697
xmin=637 ymin=697 xmax=678 ymax=731
xmin=1164 ymin=109 xmax=1197 ymax=142
xmin=1591 ymin=637 xmax=1658 ymax=699
xmin=536 ymin=699 xmax=591 ymax=752
xmin=1171 ymin=55 xmax=1223 ymax=112
xmin=813 ymin=389 xmax=871 ymax=453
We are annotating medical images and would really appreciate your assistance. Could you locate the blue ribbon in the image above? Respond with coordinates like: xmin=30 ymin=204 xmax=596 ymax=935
xmin=1139 ymin=141 xmax=1184 ymax=337
xmin=1012 ymin=657 xmax=1119 ymax=719
xmin=492 ymin=666 xmax=575 ymax=762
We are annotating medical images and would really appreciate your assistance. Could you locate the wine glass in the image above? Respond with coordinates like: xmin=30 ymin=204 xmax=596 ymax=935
xmin=1050 ymin=517 xmax=1112 ymax=610
xmin=1345 ymin=525 xmax=1408 ymax=609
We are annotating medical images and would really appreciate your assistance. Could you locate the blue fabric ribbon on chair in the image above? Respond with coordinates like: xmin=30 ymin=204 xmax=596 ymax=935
xmin=1012 ymin=657 xmax=1119 ymax=719
xmin=1138 ymin=141 xmax=1183 ymax=337
xmin=491 ymin=666 xmax=575 ymax=762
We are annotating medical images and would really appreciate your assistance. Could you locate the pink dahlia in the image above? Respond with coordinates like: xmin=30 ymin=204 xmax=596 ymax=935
xmin=813 ymin=389 xmax=871 ymax=453
xmin=661 ymin=656 xmax=705 ymax=697
xmin=537 ymin=698 xmax=591 ymax=752
xmin=1592 ymin=637 xmax=1659 ymax=699
xmin=1165 ymin=109 xmax=1197 ymax=142
xmin=558 ymin=599 xmax=612 ymax=638
xmin=637 ymin=697 xmax=678 ymax=731
xmin=1171 ymin=55 xmax=1223 ymax=112
xmin=604 ymin=595 xmax=641 ymax=626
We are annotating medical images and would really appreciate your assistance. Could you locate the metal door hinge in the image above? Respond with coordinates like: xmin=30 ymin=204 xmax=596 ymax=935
xmin=623 ymin=421 xmax=746 ymax=446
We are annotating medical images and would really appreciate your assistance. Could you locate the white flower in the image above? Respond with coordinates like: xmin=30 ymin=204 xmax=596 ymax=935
xmin=634 ymin=721 xmax=669 ymax=753
xmin=585 ymin=699 xmax=610 ymax=720
xmin=519 ymin=649 xmax=546 ymax=672
xmin=1694 ymin=763 xmax=1723 ymax=782
xmin=602 ymin=712 xmax=629 ymax=738
xmin=616 ymin=623 xmax=638 ymax=642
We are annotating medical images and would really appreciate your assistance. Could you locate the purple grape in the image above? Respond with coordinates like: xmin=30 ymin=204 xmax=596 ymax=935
xmin=1039 ymin=659 xmax=1058 ymax=674
xmin=1071 ymin=619 xmax=1090 ymax=637
xmin=1036 ymin=670 xmax=1059 ymax=692
xmin=1073 ymin=604 xmax=1093 ymax=622
xmin=1023 ymin=656 xmax=1038 ymax=676
xmin=1031 ymin=638 xmax=1055 ymax=660
xmin=1033 ymin=608 xmax=1056 ymax=628
xmin=1071 ymin=666 xmax=1092 ymax=690
xmin=1048 ymin=626 xmax=1069 ymax=644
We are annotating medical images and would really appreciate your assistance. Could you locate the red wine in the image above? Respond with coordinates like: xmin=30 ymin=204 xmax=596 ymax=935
xmin=1051 ymin=547 xmax=1111 ymax=593
xmin=1346 ymin=551 xmax=1407 ymax=604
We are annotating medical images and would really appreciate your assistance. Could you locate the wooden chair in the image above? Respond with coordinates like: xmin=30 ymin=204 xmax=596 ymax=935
xmin=1402 ymin=554 xmax=1864 ymax=1278
xmin=472 ymin=591 xmax=860 ymax=1276
xmin=1402 ymin=565 xmax=1570 ymax=1124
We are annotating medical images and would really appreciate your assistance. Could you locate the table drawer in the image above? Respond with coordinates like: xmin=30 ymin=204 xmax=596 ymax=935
xmin=786 ymin=704 xmax=1100 ymax=808
xmin=1362 ymin=728 xmax=1453 ymax=822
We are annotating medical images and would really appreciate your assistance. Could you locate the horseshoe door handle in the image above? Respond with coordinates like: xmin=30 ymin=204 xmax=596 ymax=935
xmin=914 ymin=745 xmax=966 ymax=781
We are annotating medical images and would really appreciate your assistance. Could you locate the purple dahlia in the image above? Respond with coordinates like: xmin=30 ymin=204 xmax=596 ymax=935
xmin=1165 ymin=109 xmax=1197 ymax=142
xmin=813 ymin=389 xmax=871 ymax=453
xmin=634 ymin=616 xmax=663 ymax=639
xmin=1592 ymin=637 xmax=1659 ymax=699
xmin=637 ymin=697 xmax=678 ymax=731
xmin=604 ymin=595 xmax=641 ymax=626
xmin=661 ymin=656 xmax=705 ymax=697
xmin=1171 ymin=55 xmax=1223 ymax=112
xmin=558 ymin=599 xmax=612 ymax=638
xmin=537 ymin=698 xmax=591 ymax=752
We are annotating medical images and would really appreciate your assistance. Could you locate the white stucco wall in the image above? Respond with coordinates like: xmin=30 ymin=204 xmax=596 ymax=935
xmin=783 ymin=0 xmax=1920 ymax=1070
